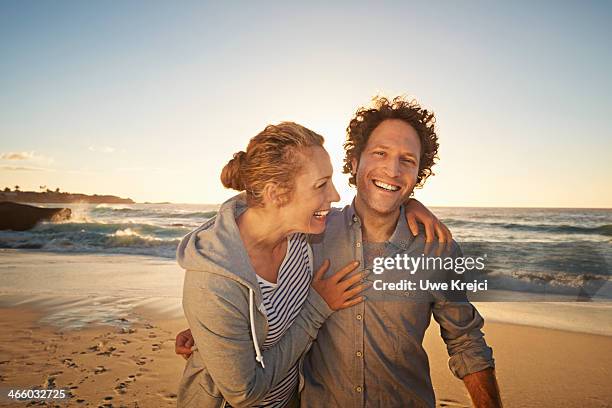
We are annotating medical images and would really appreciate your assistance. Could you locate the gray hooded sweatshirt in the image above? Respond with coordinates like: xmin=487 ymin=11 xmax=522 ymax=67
xmin=177 ymin=195 xmax=333 ymax=408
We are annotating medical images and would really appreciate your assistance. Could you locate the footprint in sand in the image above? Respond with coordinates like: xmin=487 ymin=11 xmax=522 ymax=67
xmin=44 ymin=344 xmax=58 ymax=352
xmin=158 ymin=392 xmax=177 ymax=401
xmin=114 ymin=382 xmax=128 ymax=394
xmin=63 ymin=358 xmax=78 ymax=368
xmin=89 ymin=344 xmax=102 ymax=352
xmin=94 ymin=366 xmax=107 ymax=374
xmin=44 ymin=376 xmax=57 ymax=388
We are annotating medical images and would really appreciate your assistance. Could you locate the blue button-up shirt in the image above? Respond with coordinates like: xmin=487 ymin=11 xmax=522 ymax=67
xmin=301 ymin=203 xmax=494 ymax=408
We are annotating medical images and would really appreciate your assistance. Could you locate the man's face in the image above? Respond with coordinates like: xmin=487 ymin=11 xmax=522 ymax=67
xmin=351 ymin=119 xmax=421 ymax=217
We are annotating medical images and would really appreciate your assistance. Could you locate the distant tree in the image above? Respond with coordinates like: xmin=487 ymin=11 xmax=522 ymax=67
xmin=14 ymin=185 xmax=20 ymax=192
xmin=3 ymin=187 xmax=10 ymax=192
xmin=39 ymin=185 xmax=46 ymax=191
xmin=46 ymin=188 xmax=52 ymax=193
xmin=55 ymin=187 xmax=60 ymax=193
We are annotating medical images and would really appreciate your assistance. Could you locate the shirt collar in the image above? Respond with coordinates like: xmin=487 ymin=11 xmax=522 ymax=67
xmin=387 ymin=205 xmax=415 ymax=252
xmin=347 ymin=198 xmax=360 ymax=226
xmin=348 ymin=199 xmax=415 ymax=252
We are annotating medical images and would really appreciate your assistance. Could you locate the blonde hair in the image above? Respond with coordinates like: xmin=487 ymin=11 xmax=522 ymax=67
xmin=221 ymin=122 xmax=325 ymax=207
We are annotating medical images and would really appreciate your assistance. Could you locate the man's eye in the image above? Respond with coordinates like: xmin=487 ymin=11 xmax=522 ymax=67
xmin=317 ymin=182 xmax=327 ymax=189
xmin=374 ymin=151 xmax=385 ymax=156
xmin=402 ymin=158 xmax=415 ymax=164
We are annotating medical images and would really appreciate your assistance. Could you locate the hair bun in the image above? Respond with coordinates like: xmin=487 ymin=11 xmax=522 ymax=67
xmin=220 ymin=151 xmax=246 ymax=191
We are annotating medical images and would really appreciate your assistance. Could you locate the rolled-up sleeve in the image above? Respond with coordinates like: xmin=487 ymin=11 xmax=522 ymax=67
xmin=432 ymin=300 xmax=495 ymax=378
xmin=431 ymin=241 xmax=495 ymax=379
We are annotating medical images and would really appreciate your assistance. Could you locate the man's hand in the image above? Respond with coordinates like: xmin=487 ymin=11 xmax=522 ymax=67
xmin=405 ymin=198 xmax=452 ymax=243
xmin=175 ymin=328 xmax=194 ymax=360
xmin=463 ymin=367 xmax=503 ymax=408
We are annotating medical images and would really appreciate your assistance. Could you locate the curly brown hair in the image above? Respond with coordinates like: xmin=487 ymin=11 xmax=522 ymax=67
xmin=343 ymin=96 xmax=439 ymax=189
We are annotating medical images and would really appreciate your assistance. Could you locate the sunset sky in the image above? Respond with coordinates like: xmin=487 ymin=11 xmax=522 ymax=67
xmin=1 ymin=1 xmax=611 ymax=207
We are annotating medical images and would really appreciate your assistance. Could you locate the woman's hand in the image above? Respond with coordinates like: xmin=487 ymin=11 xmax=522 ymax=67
xmin=312 ymin=259 xmax=366 ymax=310
xmin=405 ymin=198 xmax=452 ymax=243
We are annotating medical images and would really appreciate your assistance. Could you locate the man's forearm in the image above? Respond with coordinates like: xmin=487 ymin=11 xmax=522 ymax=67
xmin=462 ymin=367 xmax=502 ymax=408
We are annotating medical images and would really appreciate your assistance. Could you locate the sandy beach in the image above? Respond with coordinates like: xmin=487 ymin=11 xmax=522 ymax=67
xmin=1 ymin=250 xmax=611 ymax=407
xmin=0 ymin=307 xmax=185 ymax=407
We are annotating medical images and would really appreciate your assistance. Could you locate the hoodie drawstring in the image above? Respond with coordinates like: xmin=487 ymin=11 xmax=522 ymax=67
xmin=249 ymin=288 xmax=265 ymax=369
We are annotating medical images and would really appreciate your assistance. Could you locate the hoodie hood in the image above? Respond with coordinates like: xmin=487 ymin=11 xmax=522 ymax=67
xmin=177 ymin=193 xmax=261 ymax=299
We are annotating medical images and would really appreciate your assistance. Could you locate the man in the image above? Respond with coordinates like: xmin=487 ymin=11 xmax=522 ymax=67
xmin=177 ymin=96 xmax=502 ymax=407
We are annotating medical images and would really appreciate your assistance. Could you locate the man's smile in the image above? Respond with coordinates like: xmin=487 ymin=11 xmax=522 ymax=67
xmin=372 ymin=179 xmax=401 ymax=192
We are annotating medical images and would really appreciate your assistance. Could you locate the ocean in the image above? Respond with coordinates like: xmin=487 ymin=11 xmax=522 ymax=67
xmin=1 ymin=203 xmax=610 ymax=300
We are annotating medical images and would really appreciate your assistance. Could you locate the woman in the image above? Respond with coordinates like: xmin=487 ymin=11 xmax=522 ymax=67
xmin=178 ymin=122 xmax=365 ymax=408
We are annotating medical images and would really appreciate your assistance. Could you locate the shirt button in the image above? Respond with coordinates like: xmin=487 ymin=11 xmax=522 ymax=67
xmin=355 ymin=386 xmax=363 ymax=393
xmin=356 ymin=242 xmax=361 ymax=248
xmin=356 ymin=351 xmax=363 ymax=357
xmin=356 ymin=314 xmax=362 ymax=320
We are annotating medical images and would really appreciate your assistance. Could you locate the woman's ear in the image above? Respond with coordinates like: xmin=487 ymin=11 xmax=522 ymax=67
xmin=262 ymin=182 xmax=288 ymax=208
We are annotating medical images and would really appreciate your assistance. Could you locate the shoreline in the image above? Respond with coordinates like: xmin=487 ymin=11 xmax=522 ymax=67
xmin=1 ymin=249 xmax=611 ymax=336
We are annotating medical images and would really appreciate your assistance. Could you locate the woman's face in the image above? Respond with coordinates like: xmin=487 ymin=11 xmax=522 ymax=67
xmin=281 ymin=146 xmax=340 ymax=235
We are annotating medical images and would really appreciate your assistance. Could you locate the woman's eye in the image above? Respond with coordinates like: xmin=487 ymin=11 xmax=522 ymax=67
xmin=374 ymin=151 xmax=384 ymax=156
xmin=317 ymin=182 xmax=327 ymax=189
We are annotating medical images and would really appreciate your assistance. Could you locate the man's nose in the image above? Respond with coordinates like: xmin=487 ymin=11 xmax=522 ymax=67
xmin=383 ymin=158 xmax=401 ymax=177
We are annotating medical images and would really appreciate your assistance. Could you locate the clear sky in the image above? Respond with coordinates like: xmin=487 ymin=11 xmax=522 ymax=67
xmin=1 ymin=1 xmax=611 ymax=207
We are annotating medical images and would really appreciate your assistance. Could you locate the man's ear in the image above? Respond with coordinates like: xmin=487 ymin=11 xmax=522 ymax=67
xmin=350 ymin=157 xmax=358 ymax=176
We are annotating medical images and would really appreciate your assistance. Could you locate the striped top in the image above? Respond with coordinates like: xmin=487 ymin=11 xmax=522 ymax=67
xmin=253 ymin=233 xmax=313 ymax=408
